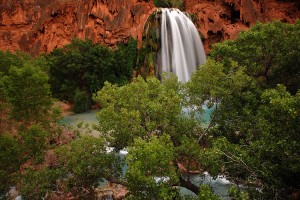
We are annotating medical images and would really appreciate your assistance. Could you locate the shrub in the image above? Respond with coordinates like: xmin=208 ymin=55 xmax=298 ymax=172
xmin=73 ymin=89 xmax=91 ymax=113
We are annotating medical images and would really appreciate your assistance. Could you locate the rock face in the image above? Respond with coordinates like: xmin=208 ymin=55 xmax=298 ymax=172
xmin=185 ymin=0 xmax=300 ymax=51
xmin=0 ymin=0 xmax=299 ymax=55
xmin=0 ymin=0 xmax=155 ymax=55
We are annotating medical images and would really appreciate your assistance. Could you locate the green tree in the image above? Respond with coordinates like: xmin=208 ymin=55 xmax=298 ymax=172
xmin=20 ymin=168 xmax=61 ymax=200
xmin=189 ymin=21 xmax=300 ymax=199
xmin=93 ymin=76 xmax=182 ymax=150
xmin=0 ymin=134 xmax=23 ymax=191
xmin=0 ymin=50 xmax=61 ymax=196
xmin=192 ymin=71 xmax=300 ymax=199
xmin=54 ymin=136 xmax=120 ymax=198
xmin=48 ymin=38 xmax=137 ymax=110
xmin=188 ymin=59 xmax=258 ymax=141
xmin=126 ymin=134 xmax=179 ymax=199
xmin=0 ymin=50 xmax=32 ymax=75
xmin=254 ymin=85 xmax=300 ymax=196
xmin=210 ymin=20 xmax=300 ymax=94
xmin=21 ymin=125 xmax=51 ymax=163
xmin=94 ymin=75 xmax=206 ymax=195
xmin=2 ymin=63 xmax=52 ymax=122
xmin=73 ymin=89 xmax=91 ymax=113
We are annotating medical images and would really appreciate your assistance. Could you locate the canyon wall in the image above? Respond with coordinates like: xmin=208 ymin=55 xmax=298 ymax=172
xmin=0 ymin=0 xmax=299 ymax=55
xmin=185 ymin=0 xmax=300 ymax=51
xmin=0 ymin=0 xmax=155 ymax=55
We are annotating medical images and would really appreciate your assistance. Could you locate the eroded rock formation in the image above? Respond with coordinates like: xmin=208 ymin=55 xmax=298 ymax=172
xmin=0 ymin=0 xmax=299 ymax=55
xmin=185 ymin=0 xmax=300 ymax=51
xmin=0 ymin=0 xmax=155 ymax=55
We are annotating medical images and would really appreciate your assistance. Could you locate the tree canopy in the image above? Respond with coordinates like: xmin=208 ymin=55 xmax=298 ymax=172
xmin=48 ymin=38 xmax=137 ymax=112
xmin=0 ymin=20 xmax=299 ymax=200
xmin=126 ymin=134 xmax=179 ymax=199
xmin=0 ymin=50 xmax=60 ymax=194
xmin=210 ymin=20 xmax=300 ymax=94
xmin=2 ymin=63 xmax=52 ymax=122
xmin=188 ymin=21 xmax=300 ymax=199
xmin=93 ymin=75 xmax=183 ymax=150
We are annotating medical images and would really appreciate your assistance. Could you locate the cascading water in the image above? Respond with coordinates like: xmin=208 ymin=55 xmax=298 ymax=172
xmin=137 ymin=8 xmax=206 ymax=82
xmin=160 ymin=8 xmax=206 ymax=82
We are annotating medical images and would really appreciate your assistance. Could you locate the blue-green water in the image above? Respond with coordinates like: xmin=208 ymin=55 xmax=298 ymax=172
xmin=182 ymin=104 xmax=216 ymax=127
xmin=59 ymin=109 xmax=98 ymax=127
xmin=59 ymin=109 xmax=100 ymax=136
xmin=60 ymin=106 xmax=215 ymax=128
xmin=200 ymin=105 xmax=216 ymax=124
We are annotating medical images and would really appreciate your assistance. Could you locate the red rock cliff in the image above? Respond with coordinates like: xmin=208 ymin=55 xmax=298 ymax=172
xmin=0 ymin=0 xmax=299 ymax=55
xmin=185 ymin=0 xmax=300 ymax=51
xmin=0 ymin=0 xmax=155 ymax=55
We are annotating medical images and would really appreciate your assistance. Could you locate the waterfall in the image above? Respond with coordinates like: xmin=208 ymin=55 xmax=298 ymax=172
xmin=160 ymin=8 xmax=206 ymax=82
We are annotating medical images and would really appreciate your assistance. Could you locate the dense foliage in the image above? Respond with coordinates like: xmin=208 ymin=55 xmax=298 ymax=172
xmin=188 ymin=21 xmax=300 ymax=199
xmin=0 ymin=51 xmax=60 ymax=194
xmin=93 ymin=75 xmax=183 ymax=149
xmin=0 ymin=20 xmax=299 ymax=200
xmin=0 ymin=39 xmax=135 ymax=198
xmin=54 ymin=136 xmax=120 ymax=198
xmin=126 ymin=134 xmax=179 ymax=199
xmin=210 ymin=21 xmax=300 ymax=94
xmin=48 ymin=38 xmax=137 ymax=112
xmin=2 ymin=64 xmax=52 ymax=122
xmin=0 ymin=134 xmax=23 ymax=191
xmin=94 ymin=75 xmax=206 ymax=198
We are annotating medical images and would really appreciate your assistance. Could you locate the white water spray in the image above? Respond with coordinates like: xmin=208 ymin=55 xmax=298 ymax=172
xmin=160 ymin=8 xmax=206 ymax=82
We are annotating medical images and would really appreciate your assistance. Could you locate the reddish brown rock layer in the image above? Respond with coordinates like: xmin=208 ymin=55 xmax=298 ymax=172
xmin=185 ymin=0 xmax=300 ymax=51
xmin=0 ymin=0 xmax=299 ymax=55
xmin=0 ymin=0 xmax=155 ymax=55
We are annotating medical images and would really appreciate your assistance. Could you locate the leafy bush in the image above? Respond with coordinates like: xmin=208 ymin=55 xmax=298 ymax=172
xmin=48 ymin=38 xmax=137 ymax=112
xmin=21 ymin=125 xmax=51 ymax=163
xmin=198 ymin=185 xmax=221 ymax=200
xmin=73 ymin=89 xmax=91 ymax=113
xmin=54 ymin=136 xmax=120 ymax=198
xmin=210 ymin=20 xmax=300 ymax=94
xmin=93 ymin=75 xmax=182 ymax=149
xmin=0 ymin=50 xmax=32 ymax=75
xmin=2 ymin=63 xmax=52 ymax=122
xmin=126 ymin=134 xmax=179 ymax=199
xmin=189 ymin=21 xmax=300 ymax=199
xmin=20 ymin=168 xmax=61 ymax=200
xmin=0 ymin=134 xmax=23 ymax=191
